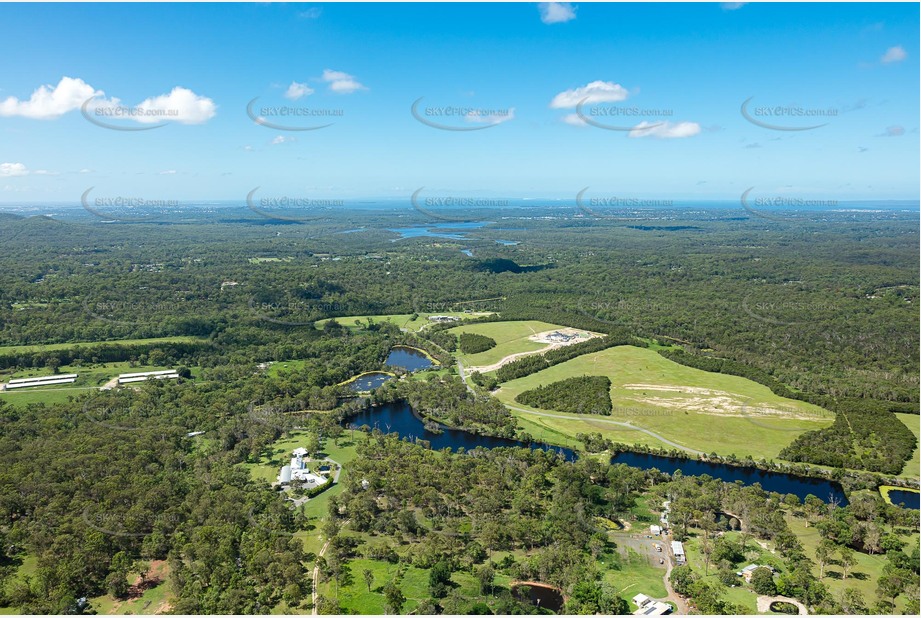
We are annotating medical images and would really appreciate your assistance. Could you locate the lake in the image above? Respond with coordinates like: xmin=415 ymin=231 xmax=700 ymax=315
xmin=346 ymin=372 xmax=393 ymax=392
xmin=389 ymin=221 xmax=490 ymax=240
xmin=610 ymin=452 xmax=848 ymax=505
xmin=344 ymin=401 xmax=577 ymax=461
xmin=887 ymin=489 xmax=920 ymax=510
xmin=385 ymin=346 xmax=434 ymax=371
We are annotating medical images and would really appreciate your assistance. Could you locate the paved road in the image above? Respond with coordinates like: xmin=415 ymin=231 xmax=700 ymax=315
xmin=456 ymin=359 xmax=476 ymax=394
xmin=457 ymin=359 xmax=702 ymax=455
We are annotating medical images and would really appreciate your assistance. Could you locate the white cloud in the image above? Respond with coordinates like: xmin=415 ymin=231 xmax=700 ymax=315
xmin=272 ymin=135 xmax=295 ymax=145
xmin=465 ymin=108 xmax=515 ymax=126
xmin=628 ymin=121 xmax=701 ymax=139
xmin=0 ymin=76 xmax=101 ymax=119
xmin=79 ymin=168 xmax=93 ymax=174
xmin=721 ymin=2 xmax=748 ymax=10
xmin=562 ymin=113 xmax=587 ymax=126
xmin=321 ymin=69 xmax=367 ymax=94
xmin=159 ymin=170 xmax=177 ymax=175
xmin=550 ymin=80 xmax=629 ymax=109
xmin=0 ymin=162 xmax=29 ymax=177
xmin=284 ymin=81 xmax=314 ymax=100
xmin=539 ymin=2 xmax=577 ymax=24
xmin=131 ymin=87 xmax=216 ymax=124
xmin=881 ymin=45 xmax=907 ymax=64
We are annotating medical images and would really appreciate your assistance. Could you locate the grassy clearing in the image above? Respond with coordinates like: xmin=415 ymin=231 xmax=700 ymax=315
xmin=604 ymin=544 xmax=668 ymax=601
xmin=496 ymin=346 xmax=833 ymax=460
xmin=785 ymin=515 xmax=917 ymax=612
xmin=318 ymin=555 xmax=513 ymax=614
xmin=240 ymin=430 xmax=363 ymax=557
xmin=449 ymin=320 xmax=569 ymax=367
xmin=895 ymin=413 xmax=920 ymax=479
xmin=315 ymin=312 xmax=490 ymax=333
xmin=0 ymin=335 xmax=203 ymax=356
xmin=0 ymin=362 xmax=201 ymax=408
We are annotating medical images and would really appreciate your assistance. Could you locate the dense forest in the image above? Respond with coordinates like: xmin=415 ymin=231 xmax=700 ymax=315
xmin=457 ymin=333 xmax=496 ymax=355
xmin=0 ymin=204 xmax=917 ymax=614
xmin=515 ymin=376 xmax=613 ymax=416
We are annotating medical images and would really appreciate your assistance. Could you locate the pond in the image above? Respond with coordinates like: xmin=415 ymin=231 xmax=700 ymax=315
xmin=511 ymin=582 xmax=565 ymax=613
xmin=344 ymin=401 xmax=577 ymax=461
xmin=887 ymin=489 xmax=920 ymax=510
xmin=346 ymin=372 xmax=393 ymax=392
xmin=610 ymin=452 xmax=848 ymax=506
xmin=385 ymin=346 xmax=434 ymax=372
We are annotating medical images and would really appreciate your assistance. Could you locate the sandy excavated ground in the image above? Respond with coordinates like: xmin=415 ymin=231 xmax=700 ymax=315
xmin=467 ymin=328 xmax=600 ymax=373
xmin=619 ymin=383 xmax=830 ymax=420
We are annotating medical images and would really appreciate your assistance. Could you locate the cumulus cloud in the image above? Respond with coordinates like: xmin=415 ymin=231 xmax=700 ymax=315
xmin=539 ymin=2 xmax=577 ymax=24
xmin=321 ymin=69 xmax=367 ymax=94
xmin=550 ymin=80 xmax=629 ymax=109
xmin=128 ymin=87 xmax=216 ymax=124
xmin=284 ymin=81 xmax=314 ymax=100
xmin=272 ymin=135 xmax=295 ymax=145
xmin=721 ymin=2 xmax=748 ymax=10
xmin=0 ymin=76 xmax=101 ymax=119
xmin=0 ymin=162 xmax=29 ymax=177
xmin=628 ymin=121 xmax=701 ymax=139
xmin=881 ymin=45 xmax=907 ymax=64
xmin=159 ymin=170 xmax=177 ymax=175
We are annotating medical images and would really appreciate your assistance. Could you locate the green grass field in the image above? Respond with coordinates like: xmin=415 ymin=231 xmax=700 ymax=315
xmin=494 ymin=346 xmax=834 ymax=460
xmin=0 ymin=335 xmax=203 ymax=356
xmin=785 ymin=515 xmax=916 ymax=613
xmin=895 ymin=413 xmax=920 ymax=479
xmin=449 ymin=320 xmax=581 ymax=367
xmin=0 ymin=362 xmax=201 ymax=408
xmin=317 ymin=554 xmax=513 ymax=614
xmin=315 ymin=312 xmax=493 ymax=333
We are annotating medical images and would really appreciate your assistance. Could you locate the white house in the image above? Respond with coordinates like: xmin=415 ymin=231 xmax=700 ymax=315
xmin=279 ymin=448 xmax=326 ymax=487
xmin=632 ymin=594 xmax=672 ymax=616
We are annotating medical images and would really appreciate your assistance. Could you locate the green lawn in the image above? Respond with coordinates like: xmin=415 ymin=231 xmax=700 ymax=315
xmin=895 ymin=413 xmax=920 ymax=480
xmin=449 ymin=320 xmax=579 ymax=367
xmin=495 ymin=346 xmax=834 ymax=460
xmin=315 ymin=312 xmax=492 ymax=333
xmin=0 ymin=362 xmax=201 ymax=408
xmin=786 ymin=515 xmax=916 ymax=613
xmin=604 ymin=544 xmax=669 ymax=602
xmin=0 ymin=335 xmax=203 ymax=355
xmin=318 ymin=555 xmax=513 ymax=614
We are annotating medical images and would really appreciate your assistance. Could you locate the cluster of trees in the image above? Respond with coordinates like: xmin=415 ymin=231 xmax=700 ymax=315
xmin=457 ymin=333 xmax=496 ymax=354
xmin=780 ymin=400 xmax=917 ymax=474
xmin=0 ymin=380 xmax=314 ymax=613
xmin=372 ymin=375 xmax=519 ymax=438
xmin=324 ymin=433 xmax=648 ymax=613
xmin=516 ymin=375 xmax=613 ymax=415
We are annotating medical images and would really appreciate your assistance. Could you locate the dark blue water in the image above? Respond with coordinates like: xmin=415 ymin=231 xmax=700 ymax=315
xmin=611 ymin=452 xmax=848 ymax=506
xmin=385 ymin=347 xmax=433 ymax=371
xmin=347 ymin=372 xmax=393 ymax=391
xmin=887 ymin=489 xmax=920 ymax=510
xmin=345 ymin=401 xmax=576 ymax=461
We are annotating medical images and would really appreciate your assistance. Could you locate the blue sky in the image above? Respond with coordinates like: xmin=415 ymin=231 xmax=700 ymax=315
xmin=0 ymin=2 xmax=918 ymax=203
